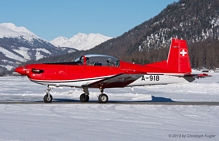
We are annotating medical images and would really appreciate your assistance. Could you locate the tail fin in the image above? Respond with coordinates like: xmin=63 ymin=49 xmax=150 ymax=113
xmin=167 ymin=38 xmax=191 ymax=73
xmin=146 ymin=38 xmax=191 ymax=73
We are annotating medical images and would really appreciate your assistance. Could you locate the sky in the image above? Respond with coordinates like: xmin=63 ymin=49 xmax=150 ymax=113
xmin=0 ymin=0 xmax=177 ymax=41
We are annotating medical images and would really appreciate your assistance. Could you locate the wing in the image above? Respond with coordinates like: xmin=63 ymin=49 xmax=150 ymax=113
xmin=84 ymin=72 xmax=144 ymax=88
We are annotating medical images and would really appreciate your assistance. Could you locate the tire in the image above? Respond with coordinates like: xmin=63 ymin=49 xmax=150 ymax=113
xmin=44 ymin=94 xmax=53 ymax=103
xmin=98 ymin=94 xmax=108 ymax=103
xmin=80 ymin=93 xmax=89 ymax=102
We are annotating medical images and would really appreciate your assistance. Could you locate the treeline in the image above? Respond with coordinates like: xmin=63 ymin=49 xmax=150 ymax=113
xmin=189 ymin=39 xmax=219 ymax=69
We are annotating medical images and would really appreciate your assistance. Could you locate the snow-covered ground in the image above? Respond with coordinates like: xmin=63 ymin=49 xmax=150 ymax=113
xmin=0 ymin=72 xmax=218 ymax=141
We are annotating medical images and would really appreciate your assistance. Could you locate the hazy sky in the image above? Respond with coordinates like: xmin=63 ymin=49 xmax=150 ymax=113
xmin=0 ymin=0 xmax=177 ymax=41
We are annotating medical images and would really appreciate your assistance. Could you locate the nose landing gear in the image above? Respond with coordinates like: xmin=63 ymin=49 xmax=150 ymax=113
xmin=44 ymin=86 xmax=53 ymax=103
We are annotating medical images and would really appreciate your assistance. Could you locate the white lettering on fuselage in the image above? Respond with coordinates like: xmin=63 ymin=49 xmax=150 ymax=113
xmin=141 ymin=75 xmax=160 ymax=81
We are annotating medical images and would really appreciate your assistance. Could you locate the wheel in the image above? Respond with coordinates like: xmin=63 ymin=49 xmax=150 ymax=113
xmin=44 ymin=94 xmax=53 ymax=103
xmin=80 ymin=93 xmax=89 ymax=102
xmin=98 ymin=94 xmax=108 ymax=103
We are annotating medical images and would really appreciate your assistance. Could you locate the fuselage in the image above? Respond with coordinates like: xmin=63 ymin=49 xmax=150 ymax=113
xmin=16 ymin=59 xmax=193 ymax=88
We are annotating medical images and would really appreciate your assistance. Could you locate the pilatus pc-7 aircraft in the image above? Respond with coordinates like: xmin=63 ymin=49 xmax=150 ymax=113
xmin=15 ymin=38 xmax=209 ymax=103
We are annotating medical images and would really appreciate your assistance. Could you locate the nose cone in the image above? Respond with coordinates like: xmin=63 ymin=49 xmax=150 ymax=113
xmin=15 ymin=66 xmax=27 ymax=75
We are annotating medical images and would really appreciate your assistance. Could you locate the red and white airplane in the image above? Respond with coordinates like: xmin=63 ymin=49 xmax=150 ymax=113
xmin=15 ymin=38 xmax=208 ymax=103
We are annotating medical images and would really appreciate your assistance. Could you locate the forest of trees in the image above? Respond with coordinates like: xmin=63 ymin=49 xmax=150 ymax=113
xmin=189 ymin=39 xmax=219 ymax=69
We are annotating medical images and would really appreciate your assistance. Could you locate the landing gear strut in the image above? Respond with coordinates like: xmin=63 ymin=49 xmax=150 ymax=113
xmin=44 ymin=86 xmax=53 ymax=103
xmin=98 ymin=86 xmax=108 ymax=103
xmin=80 ymin=87 xmax=89 ymax=102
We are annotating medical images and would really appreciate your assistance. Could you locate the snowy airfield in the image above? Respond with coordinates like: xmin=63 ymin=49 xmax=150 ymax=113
xmin=0 ymin=71 xmax=219 ymax=141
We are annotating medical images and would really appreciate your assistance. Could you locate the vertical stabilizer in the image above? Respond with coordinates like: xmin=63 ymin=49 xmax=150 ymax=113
xmin=167 ymin=38 xmax=191 ymax=73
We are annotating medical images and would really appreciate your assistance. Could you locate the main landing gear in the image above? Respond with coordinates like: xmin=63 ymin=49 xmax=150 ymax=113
xmin=79 ymin=86 xmax=109 ymax=103
xmin=44 ymin=86 xmax=53 ymax=103
xmin=98 ymin=86 xmax=108 ymax=103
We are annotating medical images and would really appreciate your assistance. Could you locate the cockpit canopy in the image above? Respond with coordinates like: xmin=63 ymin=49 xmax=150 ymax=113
xmin=74 ymin=54 xmax=120 ymax=67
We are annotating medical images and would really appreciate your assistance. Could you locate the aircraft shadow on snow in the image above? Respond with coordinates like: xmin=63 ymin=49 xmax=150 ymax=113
xmin=52 ymin=96 xmax=174 ymax=103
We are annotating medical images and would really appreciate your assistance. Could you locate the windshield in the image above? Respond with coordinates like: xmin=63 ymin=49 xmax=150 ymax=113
xmin=74 ymin=54 xmax=120 ymax=67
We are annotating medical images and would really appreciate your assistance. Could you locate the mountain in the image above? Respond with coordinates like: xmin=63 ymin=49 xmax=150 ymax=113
xmin=35 ymin=0 xmax=219 ymax=69
xmin=0 ymin=23 xmax=39 ymax=40
xmin=0 ymin=23 xmax=76 ymax=73
xmin=50 ymin=33 xmax=112 ymax=50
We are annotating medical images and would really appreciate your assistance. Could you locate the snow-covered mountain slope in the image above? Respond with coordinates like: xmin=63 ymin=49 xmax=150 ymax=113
xmin=0 ymin=23 xmax=76 ymax=72
xmin=50 ymin=33 xmax=112 ymax=50
xmin=0 ymin=23 xmax=39 ymax=41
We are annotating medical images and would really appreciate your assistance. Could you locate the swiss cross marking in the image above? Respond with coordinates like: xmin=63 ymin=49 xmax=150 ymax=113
xmin=180 ymin=49 xmax=187 ymax=57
